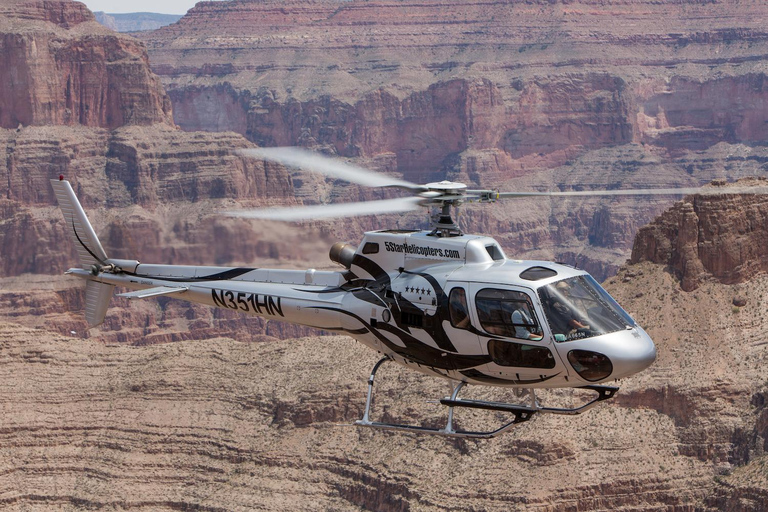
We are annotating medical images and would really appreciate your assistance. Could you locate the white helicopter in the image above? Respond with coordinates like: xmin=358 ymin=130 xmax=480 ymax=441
xmin=51 ymin=149 xmax=767 ymax=438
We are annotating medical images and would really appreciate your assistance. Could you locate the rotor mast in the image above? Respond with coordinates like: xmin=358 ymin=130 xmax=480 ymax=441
xmin=424 ymin=181 xmax=467 ymax=237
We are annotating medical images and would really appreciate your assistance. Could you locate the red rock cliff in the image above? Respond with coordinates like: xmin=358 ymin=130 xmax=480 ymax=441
xmin=138 ymin=0 xmax=768 ymax=278
xmin=0 ymin=0 xmax=173 ymax=129
xmin=142 ymin=0 xmax=768 ymax=162
xmin=0 ymin=0 xmax=305 ymax=343
xmin=630 ymin=178 xmax=768 ymax=291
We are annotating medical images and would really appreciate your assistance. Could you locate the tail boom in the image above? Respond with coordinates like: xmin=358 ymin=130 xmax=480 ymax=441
xmin=66 ymin=265 xmax=348 ymax=332
xmin=53 ymin=178 xmax=348 ymax=332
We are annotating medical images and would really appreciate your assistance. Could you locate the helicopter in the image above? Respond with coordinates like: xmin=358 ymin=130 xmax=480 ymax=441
xmin=50 ymin=148 xmax=768 ymax=438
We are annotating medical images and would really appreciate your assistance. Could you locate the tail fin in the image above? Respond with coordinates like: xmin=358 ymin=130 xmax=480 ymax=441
xmin=51 ymin=178 xmax=113 ymax=327
xmin=50 ymin=178 xmax=109 ymax=270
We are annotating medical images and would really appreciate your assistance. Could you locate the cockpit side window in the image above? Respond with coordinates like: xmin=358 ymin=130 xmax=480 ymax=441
xmin=448 ymin=287 xmax=470 ymax=330
xmin=475 ymin=288 xmax=542 ymax=340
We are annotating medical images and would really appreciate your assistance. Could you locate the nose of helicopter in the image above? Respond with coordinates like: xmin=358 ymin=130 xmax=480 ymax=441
xmin=608 ymin=327 xmax=657 ymax=379
xmin=563 ymin=327 xmax=656 ymax=383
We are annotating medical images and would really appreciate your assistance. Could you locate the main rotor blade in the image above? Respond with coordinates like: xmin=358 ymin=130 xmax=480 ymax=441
xmin=226 ymin=196 xmax=425 ymax=221
xmin=468 ymin=185 xmax=768 ymax=199
xmin=238 ymin=147 xmax=424 ymax=191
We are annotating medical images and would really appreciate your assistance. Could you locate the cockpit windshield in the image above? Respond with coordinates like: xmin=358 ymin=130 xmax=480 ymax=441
xmin=538 ymin=275 xmax=636 ymax=342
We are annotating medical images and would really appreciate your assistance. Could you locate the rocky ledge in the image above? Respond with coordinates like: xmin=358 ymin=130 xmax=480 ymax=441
xmin=630 ymin=178 xmax=768 ymax=291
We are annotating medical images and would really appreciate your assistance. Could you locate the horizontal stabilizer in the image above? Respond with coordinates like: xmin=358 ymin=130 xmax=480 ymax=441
xmin=117 ymin=286 xmax=189 ymax=299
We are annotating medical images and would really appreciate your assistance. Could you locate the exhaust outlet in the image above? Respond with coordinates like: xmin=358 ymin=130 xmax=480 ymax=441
xmin=329 ymin=242 xmax=356 ymax=268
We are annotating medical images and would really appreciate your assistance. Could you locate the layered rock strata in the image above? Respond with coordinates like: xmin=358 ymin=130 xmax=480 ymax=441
xmin=0 ymin=0 xmax=172 ymax=129
xmin=0 ymin=0 xmax=304 ymax=342
xmin=137 ymin=0 xmax=768 ymax=277
xmin=142 ymin=0 xmax=768 ymax=170
xmin=2 ymin=257 xmax=768 ymax=509
xmin=630 ymin=178 xmax=768 ymax=291
xmin=0 ymin=322 xmax=723 ymax=510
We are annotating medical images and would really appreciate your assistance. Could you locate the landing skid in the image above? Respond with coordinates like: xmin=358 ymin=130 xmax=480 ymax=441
xmin=354 ymin=357 xmax=619 ymax=439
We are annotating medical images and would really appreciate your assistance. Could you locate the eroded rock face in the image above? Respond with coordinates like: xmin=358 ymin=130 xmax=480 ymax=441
xmin=0 ymin=323 xmax=719 ymax=511
xmin=630 ymin=178 xmax=768 ymax=291
xmin=0 ymin=0 xmax=93 ymax=28
xmin=0 ymin=125 xmax=295 ymax=276
xmin=165 ymin=71 xmax=635 ymax=183
xmin=0 ymin=0 xmax=173 ymax=129
xmin=135 ymin=0 xmax=768 ymax=280
xmin=141 ymin=0 xmax=768 ymax=161
xmin=2 ymin=259 xmax=768 ymax=509
xmin=2 ymin=5 xmax=768 ymax=497
xmin=0 ymin=0 xmax=305 ymax=343
xmin=603 ymin=264 xmax=768 ymax=510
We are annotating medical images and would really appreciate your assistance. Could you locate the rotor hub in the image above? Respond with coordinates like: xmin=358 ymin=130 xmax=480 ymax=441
xmin=416 ymin=182 xmax=467 ymax=237
xmin=424 ymin=180 xmax=467 ymax=194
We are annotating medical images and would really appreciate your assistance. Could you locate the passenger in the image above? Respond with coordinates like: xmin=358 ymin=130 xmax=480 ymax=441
xmin=449 ymin=288 xmax=471 ymax=329
xmin=454 ymin=313 xmax=470 ymax=329
xmin=511 ymin=309 xmax=543 ymax=341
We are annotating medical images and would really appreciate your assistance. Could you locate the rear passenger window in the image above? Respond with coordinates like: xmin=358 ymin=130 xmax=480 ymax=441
xmin=362 ymin=242 xmax=379 ymax=254
xmin=449 ymin=287 xmax=470 ymax=329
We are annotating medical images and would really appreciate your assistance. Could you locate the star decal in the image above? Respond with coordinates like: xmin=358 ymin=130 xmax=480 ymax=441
xmin=403 ymin=286 xmax=433 ymax=296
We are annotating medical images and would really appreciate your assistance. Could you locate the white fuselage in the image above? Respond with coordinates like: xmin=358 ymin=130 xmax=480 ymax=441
xmin=72 ymin=230 xmax=656 ymax=388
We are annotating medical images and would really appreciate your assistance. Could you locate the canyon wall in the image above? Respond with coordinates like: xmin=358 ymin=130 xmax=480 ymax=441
xmin=0 ymin=0 xmax=311 ymax=342
xmin=138 ymin=0 xmax=768 ymax=276
xmin=2 ymin=207 xmax=768 ymax=508
xmin=0 ymin=0 xmax=173 ymax=129
xmin=1 ymin=2 xmax=768 ymax=508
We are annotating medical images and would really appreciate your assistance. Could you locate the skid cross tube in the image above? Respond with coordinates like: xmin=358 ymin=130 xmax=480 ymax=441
xmin=354 ymin=358 xmax=537 ymax=439
xmin=441 ymin=384 xmax=620 ymax=417
xmin=536 ymin=385 xmax=619 ymax=415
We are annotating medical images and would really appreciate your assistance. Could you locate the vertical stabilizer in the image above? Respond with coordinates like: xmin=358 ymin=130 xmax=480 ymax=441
xmin=84 ymin=280 xmax=115 ymax=327
xmin=50 ymin=178 xmax=109 ymax=270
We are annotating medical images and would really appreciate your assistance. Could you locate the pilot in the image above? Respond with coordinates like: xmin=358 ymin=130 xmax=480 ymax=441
xmin=548 ymin=281 xmax=590 ymax=335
